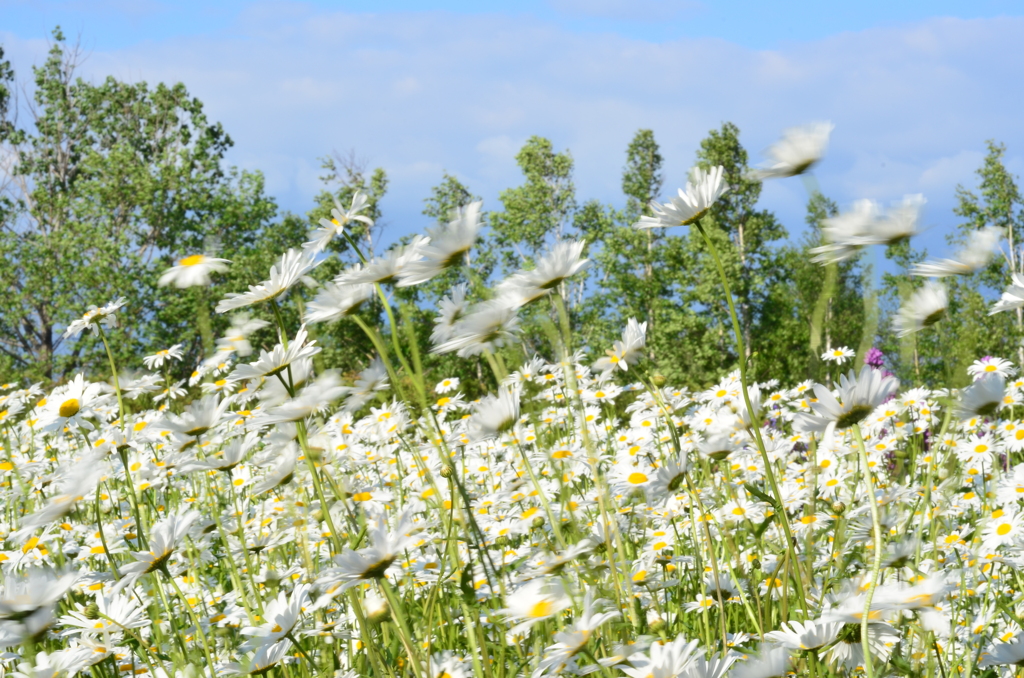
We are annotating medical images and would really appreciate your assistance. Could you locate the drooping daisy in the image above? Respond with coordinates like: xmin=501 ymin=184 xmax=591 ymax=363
xmin=911 ymin=226 xmax=1001 ymax=277
xmin=956 ymin=374 xmax=1005 ymax=419
xmin=303 ymin=282 xmax=374 ymax=324
xmin=158 ymin=254 xmax=230 ymax=288
xmin=634 ymin=165 xmax=729 ymax=229
xmin=432 ymin=298 xmax=520 ymax=357
xmin=893 ymin=282 xmax=948 ymax=337
xmin=397 ymin=201 xmax=483 ymax=287
xmin=794 ymin=366 xmax=899 ymax=432
xmin=216 ymin=248 xmax=320 ymax=313
xmin=754 ymin=122 xmax=833 ymax=179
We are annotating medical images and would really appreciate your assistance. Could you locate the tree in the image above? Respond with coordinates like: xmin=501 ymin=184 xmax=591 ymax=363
xmin=489 ymin=136 xmax=576 ymax=273
xmin=0 ymin=30 xmax=295 ymax=381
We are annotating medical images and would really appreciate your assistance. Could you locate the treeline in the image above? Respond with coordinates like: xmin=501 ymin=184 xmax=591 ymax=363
xmin=1 ymin=31 xmax=1021 ymax=390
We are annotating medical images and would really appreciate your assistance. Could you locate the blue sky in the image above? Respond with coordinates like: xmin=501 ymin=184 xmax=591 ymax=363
xmin=2 ymin=0 xmax=1023 ymax=256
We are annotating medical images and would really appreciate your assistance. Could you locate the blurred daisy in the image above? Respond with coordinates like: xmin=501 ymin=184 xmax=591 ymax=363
xmin=754 ymin=121 xmax=833 ymax=179
xmin=398 ymin=201 xmax=483 ymax=286
xmin=304 ymin=282 xmax=374 ymax=324
xmin=158 ymin=254 xmax=230 ymax=288
xmin=911 ymin=226 xmax=1001 ymax=277
xmin=893 ymin=282 xmax=948 ymax=337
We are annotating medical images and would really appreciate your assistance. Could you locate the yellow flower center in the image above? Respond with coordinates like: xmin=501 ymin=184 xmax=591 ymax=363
xmin=528 ymin=600 xmax=553 ymax=618
xmin=59 ymin=398 xmax=80 ymax=418
xmin=997 ymin=523 xmax=1012 ymax=536
xmin=627 ymin=472 xmax=648 ymax=485
xmin=179 ymin=255 xmax=206 ymax=267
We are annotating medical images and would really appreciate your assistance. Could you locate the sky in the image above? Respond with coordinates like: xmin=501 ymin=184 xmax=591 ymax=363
xmin=2 ymin=0 xmax=1023 ymax=256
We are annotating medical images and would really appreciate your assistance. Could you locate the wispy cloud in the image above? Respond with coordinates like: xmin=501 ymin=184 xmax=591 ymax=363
xmin=2 ymin=8 xmax=1023 ymax=255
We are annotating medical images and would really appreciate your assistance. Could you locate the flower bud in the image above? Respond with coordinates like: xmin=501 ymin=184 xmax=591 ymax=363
xmin=831 ymin=501 xmax=846 ymax=515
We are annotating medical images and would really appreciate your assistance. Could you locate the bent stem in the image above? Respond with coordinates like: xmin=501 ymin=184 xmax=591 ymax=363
xmin=97 ymin=325 xmax=127 ymax=431
xmin=852 ymin=422 xmax=883 ymax=678
xmin=694 ymin=220 xmax=808 ymax=620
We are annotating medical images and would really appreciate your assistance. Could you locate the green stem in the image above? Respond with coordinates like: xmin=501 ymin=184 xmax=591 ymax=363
xmin=694 ymin=220 xmax=808 ymax=620
xmin=853 ymin=422 xmax=883 ymax=678
xmin=97 ymin=325 xmax=127 ymax=432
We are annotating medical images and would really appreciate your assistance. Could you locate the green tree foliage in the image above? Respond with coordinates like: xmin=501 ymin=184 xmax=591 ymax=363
xmin=489 ymin=136 xmax=576 ymax=272
xmin=0 ymin=30 xmax=299 ymax=381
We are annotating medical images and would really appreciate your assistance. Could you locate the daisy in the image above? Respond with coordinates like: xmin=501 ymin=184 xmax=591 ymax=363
xmin=142 ymin=344 xmax=184 ymax=370
xmin=304 ymin=190 xmax=374 ymax=253
xmin=981 ymin=632 xmax=1024 ymax=667
xmin=117 ymin=510 xmax=199 ymax=587
xmin=500 ymin=578 xmax=571 ymax=635
xmin=162 ymin=394 xmax=228 ymax=438
xmin=230 ymin=327 xmax=321 ymax=383
xmin=435 ymin=377 xmax=460 ymax=394
xmin=499 ymin=240 xmax=590 ymax=304
xmin=397 ymin=201 xmax=483 ymax=286
xmin=534 ymin=592 xmax=617 ymax=674
xmin=63 ymin=298 xmax=127 ymax=338
xmin=216 ymin=248 xmax=319 ymax=313
xmin=983 ymin=511 xmax=1023 ymax=549
xmin=634 ymin=165 xmax=729 ymax=229
xmin=619 ymin=636 xmax=701 ymax=678
xmin=956 ymin=374 xmax=1005 ymax=419
xmin=467 ymin=388 xmax=520 ymax=442
xmin=795 ymin=366 xmax=899 ymax=432
xmin=990 ymin=272 xmax=1024 ymax=315
xmin=432 ymin=299 xmax=520 ymax=357
xmin=893 ymin=282 xmax=948 ymax=336
xmin=732 ymin=645 xmax=790 ymax=678
xmin=303 ymin=282 xmax=374 ymax=324
xmin=316 ymin=509 xmax=423 ymax=594
xmin=968 ymin=356 xmax=1016 ymax=380
xmin=593 ymin=318 xmax=647 ymax=373
xmin=766 ymin=618 xmax=842 ymax=650
xmin=240 ymin=584 xmax=309 ymax=651
xmin=431 ymin=284 xmax=470 ymax=344
xmin=336 ymin=236 xmax=428 ymax=286
xmin=0 ymin=568 xmax=79 ymax=640
xmin=911 ymin=226 xmax=1001 ymax=277
xmin=809 ymin=199 xmax=881 ymax=264
xmin=821 ymin=346 xmax=855 ymax=364
xmin=39 ymin=374 xmax=106 ymax=433
xmin=158 ymin=254 xmax=230 ymax=288
xmin=60 ymin=591 xmax=148 ymax=636
xmin=754 ymin=121 xmax=833 ymax=179
xmin=216 ymin=314 xmax=271 ymax=357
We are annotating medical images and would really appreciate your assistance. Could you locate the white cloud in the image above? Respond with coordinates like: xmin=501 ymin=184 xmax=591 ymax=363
xmin=3 ymin=11 xmax=1023 ymax=257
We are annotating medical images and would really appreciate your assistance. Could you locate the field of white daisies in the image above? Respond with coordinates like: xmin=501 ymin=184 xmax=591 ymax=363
xmin=6 ymin=122 xmax=1024 ymax=678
